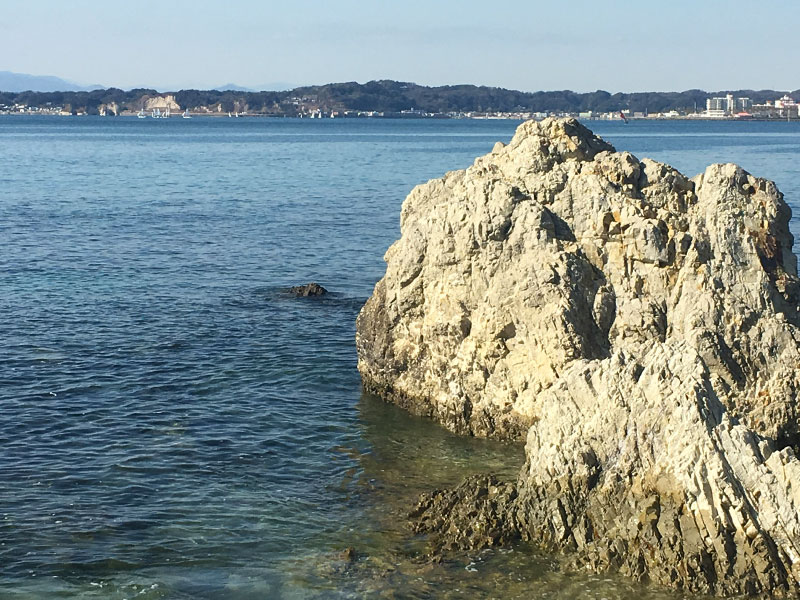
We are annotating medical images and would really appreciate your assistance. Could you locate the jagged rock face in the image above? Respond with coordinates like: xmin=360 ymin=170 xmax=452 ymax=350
xmin=357 ymin=117 xmax=799 ymax=444
xmin=358 ymin=118 xmax=800 ymax=594
xmin=515 ymin=343 xmax=800 ymax=596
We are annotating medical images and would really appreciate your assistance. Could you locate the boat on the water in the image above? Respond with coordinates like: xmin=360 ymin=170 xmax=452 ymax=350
xmin=137 ymin=108 xmax=146 ymax=119
xmin=182 ymin=109 xmax=191 ymax=119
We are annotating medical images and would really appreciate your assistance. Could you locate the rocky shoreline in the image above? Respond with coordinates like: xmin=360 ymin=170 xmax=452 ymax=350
xmin=357 ymin=118 xmax=800 ymax=596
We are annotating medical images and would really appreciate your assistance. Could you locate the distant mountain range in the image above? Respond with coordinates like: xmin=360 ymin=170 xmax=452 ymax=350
xmin=0 ymin=71 xmax=297 ymax=93
xmin=0 ymin=71 xmax=104 ymax=92
xmin=214 ymin=83 xmax=255 ymax=92
xmin=214 ymin=82 xmax=296 ymax=92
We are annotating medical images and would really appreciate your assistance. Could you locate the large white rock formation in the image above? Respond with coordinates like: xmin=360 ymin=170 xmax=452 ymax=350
xmin=356 ymin=118 xmax=800 ymax=595
xmin=143 ymin=94 xmax=181 ymax=111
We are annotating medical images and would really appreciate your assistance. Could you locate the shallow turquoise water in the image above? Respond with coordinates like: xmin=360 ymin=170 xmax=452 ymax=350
xmin=2 ymin=116 xmax=799 ymax=598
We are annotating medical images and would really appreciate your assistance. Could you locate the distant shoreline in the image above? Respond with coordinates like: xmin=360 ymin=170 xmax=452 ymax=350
xmin=2 ymin=112 xmax=799 ymax=123
xmin=3 ymin=80 xmax=800 ymax=120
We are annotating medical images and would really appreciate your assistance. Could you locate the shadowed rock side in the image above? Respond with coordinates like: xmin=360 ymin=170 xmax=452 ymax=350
xmin=357 ymin=118 xmax=800 ymax=595
xmin=287 ymin=282 xmax=328 ymax=297
xmin=409 ymin=474 xmax=519 ymax=554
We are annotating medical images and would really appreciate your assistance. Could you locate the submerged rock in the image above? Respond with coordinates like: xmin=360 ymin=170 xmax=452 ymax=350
xmin=357 ymin=118 xmax=800 ymax=595
xmin=339 ymin=546 xmax=358 ymax=562
xmin=409 ymin=474 xmax=518 ymax=557
xmin=287 ymin=282 xmax=328 ymax=297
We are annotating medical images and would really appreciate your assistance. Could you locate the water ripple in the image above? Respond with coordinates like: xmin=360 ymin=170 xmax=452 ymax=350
xmin=2 ymin=116 xmax=796 ymax=599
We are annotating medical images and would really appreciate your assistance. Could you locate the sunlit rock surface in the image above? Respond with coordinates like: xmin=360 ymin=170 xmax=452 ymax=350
xmin=357 ymin=118 xmax=800 ymax=595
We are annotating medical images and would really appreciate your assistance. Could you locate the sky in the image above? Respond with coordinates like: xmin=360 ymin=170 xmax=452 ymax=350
xmin=1 ymin=0 xmax=799 ymax=93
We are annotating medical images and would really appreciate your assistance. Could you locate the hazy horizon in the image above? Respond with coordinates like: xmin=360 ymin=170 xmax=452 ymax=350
xmin=4 ymin=69 xmax=800 ymax=97
xmin=2 ymin=0 xmax=798 ymax=93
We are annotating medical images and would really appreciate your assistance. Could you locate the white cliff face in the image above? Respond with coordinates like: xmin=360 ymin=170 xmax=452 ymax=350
xmin=143 ymin=95 xmax=181 ymax=111
xmin=356 ymin=118 xmax=800 ymax=594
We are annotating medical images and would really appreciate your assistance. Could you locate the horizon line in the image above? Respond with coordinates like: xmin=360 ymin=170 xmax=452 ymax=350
xmin=3 ymin=79 xmax=800 ymax=96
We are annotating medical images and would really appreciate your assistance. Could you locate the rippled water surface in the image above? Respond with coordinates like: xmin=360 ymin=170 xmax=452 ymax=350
xmin=2 ymin=116 xmax=799 ymax=599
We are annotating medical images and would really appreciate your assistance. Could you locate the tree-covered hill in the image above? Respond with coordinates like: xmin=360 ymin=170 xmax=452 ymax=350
xmin=1 ymin=80 xmax=796 ymax=116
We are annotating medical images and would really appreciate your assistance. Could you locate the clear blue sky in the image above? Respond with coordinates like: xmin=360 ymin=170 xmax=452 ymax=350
xmin=2 ymin=0 xmax=798 ymax=92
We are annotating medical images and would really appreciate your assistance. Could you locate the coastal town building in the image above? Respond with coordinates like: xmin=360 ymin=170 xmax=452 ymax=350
xmin=705 ymin=95 xmax=732 ymax=117
xmin=704 ymin=95 xmax=752 ymax=117
xmin=750 ymin=95 xmax=799 ymax=118
xmin=774 ymin=94 xmax=796 ymax=109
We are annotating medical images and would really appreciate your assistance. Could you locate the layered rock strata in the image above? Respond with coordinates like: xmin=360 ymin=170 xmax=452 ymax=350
xmin=356 ymin=118 xmax=800 ymax=595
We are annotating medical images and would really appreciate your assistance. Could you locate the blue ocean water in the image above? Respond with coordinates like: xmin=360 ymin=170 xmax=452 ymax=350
xmin=2 ymin=116 xmax=799 ymax=599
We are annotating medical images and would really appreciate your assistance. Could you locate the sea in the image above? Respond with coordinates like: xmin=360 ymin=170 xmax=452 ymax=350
xmin=2 ymin=116 xmax=799 ymax=599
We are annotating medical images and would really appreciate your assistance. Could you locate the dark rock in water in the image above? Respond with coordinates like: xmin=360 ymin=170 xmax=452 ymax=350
xmin=409 ymin=474 xmax=519 ymax=559
xmin=287 ymin=282 xmax=328 ymax=297
xmin=339 ymin=546 xmax=357 ymax=562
